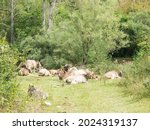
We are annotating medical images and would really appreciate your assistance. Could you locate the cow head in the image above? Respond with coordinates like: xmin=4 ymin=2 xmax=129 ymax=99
xmin=58 ymin=69 xmax=66 ymax=80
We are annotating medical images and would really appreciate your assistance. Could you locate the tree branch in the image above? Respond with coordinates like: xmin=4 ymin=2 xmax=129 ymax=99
xmin=0 ymin=8 xmax=10 ymax=12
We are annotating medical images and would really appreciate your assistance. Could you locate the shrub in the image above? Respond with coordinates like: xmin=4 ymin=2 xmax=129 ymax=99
xmin=0 ymin=37 xmax=18 ymax=108
xmin=119 ymin=11 xmax=150 ymax=56
xmin=120 ymin=55 xmax=150 ymax=97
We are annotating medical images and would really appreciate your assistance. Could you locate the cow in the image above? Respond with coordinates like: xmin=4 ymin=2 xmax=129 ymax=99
xmin=84 ymin=69 xmax=99 ymax=80
xmin=68 ymin=67 xmax=99 ymax=80
xmin=58 ymin=69 xmax=67 ymax=80
xmin=25 ymin=60 xmax=42 ymax=73
xmin=38 ymin=68 xmax=51 ymax=76
xmin=104 ymin=70 xmax=122 ymax=79
xmin=63 ymin=64 xmax=72 ymax=72
xmin=58 ymin=64 xmax=99 ymax=84
xmin=58 ymin=67 xmax=88 ymax=84
xmin=18 ymin=65 xmax=30 ymax=76
xmin=65 ymin=75 xmax=87 ymax=84
xmin=49 ymin=69 xmax=58 ymax=76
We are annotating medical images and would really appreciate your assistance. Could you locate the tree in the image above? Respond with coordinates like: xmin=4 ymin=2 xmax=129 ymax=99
xmin=14 ymin=0 xmax=42 ymax=41
xmin=48 ymin=0 xmax=57 ymax=31
xmin=10 ymin=0 xmax=14 ymax=44
xmin=42 ymin=0 xmax=46 ymax=31
xmin=50 ymin=0 xmax=128 ymax=64
xmin=0 ymin=0 xmax=10 ymax=38
xmin=0 ymin=0 xmax=17 ymax=44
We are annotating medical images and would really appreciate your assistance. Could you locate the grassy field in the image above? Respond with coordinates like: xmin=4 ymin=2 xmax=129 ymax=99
xmin=10 ymin=74 xmax=150 ymax=113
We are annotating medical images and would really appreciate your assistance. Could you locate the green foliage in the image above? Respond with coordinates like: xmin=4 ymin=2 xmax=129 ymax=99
xmin=19 ymin=34 xmax=68 ymax=69
xmin=18 ymin=0 xmax=128 ymax=69
xmin=0 ymin=37 xmax=18 ymax=107
xmin=15 ymin=0 xmax=42 ymax=41
xmin=120 ymin=56 xmax=150 ymax=97
xmin=119 ymin=11 xmax=150 ymax=57
xmin=51 ymin=0 xmax=128 ymax=65
xmin=116 ymin=9 xmax=150 ymax=97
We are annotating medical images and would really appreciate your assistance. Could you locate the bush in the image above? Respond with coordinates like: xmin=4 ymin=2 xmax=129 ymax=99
xmin=120 ymin=55 xmax=150 ymax=97
xmin=119 ymin=12 xmax=150 ymax=57
xmin=0 ymin=38 xmax=18 ymax=108
xmin=18 ymin=33 xmax=68 ymax=69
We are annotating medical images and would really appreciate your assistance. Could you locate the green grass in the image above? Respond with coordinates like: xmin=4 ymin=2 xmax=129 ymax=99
xmin=9 ymin=74 xmax=150 ymax=113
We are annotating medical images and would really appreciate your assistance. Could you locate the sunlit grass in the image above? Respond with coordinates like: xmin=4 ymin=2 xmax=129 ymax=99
xmin=10 ymin=75 xmax=150 ymax=113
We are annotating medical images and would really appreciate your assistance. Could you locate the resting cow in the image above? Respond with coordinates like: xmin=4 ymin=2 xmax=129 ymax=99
xmin=49 ymin=69 xmax=58 ymax=76
xmin=25 ymin=59 xmax=42 ymax=73
xmin=38 ymin=68 xmax=51 ymax=76
xmin=65 ymin=75 xmax=87 ymax=84
xmin=18 ymin=65 xmax=30 ymax=76
xmin=104 ymin=70 xmax=122 ymax=79
xmin=58 ymin=67 xmax=88 ymax=84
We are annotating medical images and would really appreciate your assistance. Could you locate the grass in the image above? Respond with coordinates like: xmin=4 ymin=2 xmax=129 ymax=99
xmin=8 ymin=74 xmax=150 ymax=113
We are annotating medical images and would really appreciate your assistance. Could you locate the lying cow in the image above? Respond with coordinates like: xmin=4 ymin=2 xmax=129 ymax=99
xmin=68 ymin=67 xmax=99 ymax=80
xmin=65 ymin=75 xmax=87 ymax=84
xmin=49 ymin=69 xmax=58 ymax=76
xmin=38 ymin=68 xmax=51 ymax=76
xmin=18 ymin=65 xmax=30 ymax=76
xmin=63 ymin=64 xmax=72 ymax=72
xmin=25 ymin=59 xmax=42 ymax=73
xmin=58 ymin=68 xmax=70 ymax=80
xmin=58 ymin=67 xmax=88 ymax=84
xmin=104 ymin=70 xmax=122 ymax=79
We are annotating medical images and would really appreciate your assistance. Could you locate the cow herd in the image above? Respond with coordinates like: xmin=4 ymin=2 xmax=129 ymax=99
xmin=18 ymin=59 xmax=122 ymax=85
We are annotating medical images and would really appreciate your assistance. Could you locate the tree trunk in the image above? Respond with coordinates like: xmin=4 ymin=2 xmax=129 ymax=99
xmin=48 ymin=0 xmax=56 ymax=31
xmin=10 ymin=0 xmax=14 ymax=44
xmin=118 ymin=0 xmax=121 ymax=6
xmin=42 ymin=0 xmax=46 ymax=31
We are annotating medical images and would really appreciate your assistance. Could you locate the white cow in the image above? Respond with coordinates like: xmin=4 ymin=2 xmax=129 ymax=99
xmin=104 ymin=70 xmax=122 ymax=79
xmin=49 ymin=69 xmax=58 ymax=76
xmin=25 ymin=60 xmax=42 ymax=72
xmin=38 ymin=68 xmax=51 ymax=76
xmin=65 ymin=75 xmax=87 ymax=84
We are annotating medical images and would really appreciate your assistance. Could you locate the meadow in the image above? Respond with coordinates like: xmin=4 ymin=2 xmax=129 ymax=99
xmin=8 ymin=74 xmax=150 ymax=113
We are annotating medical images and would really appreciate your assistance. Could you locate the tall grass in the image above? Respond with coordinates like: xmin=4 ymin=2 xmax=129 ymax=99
xmin=119 ymin=56 xmax=150 ymax=97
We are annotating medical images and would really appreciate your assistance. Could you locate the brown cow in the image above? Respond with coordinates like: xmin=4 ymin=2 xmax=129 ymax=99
xmin=63 ymin=64 xmax=72 ymax=72
xmin=58 ymin=67 xmax=88 ymax=84
xmin=18 ymin=65 xmax=30 ymax=76
xmin=58 ymin=69 xmax=67 ymax=80
xmin=84 ymin=69 xmax=99 ymax=80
